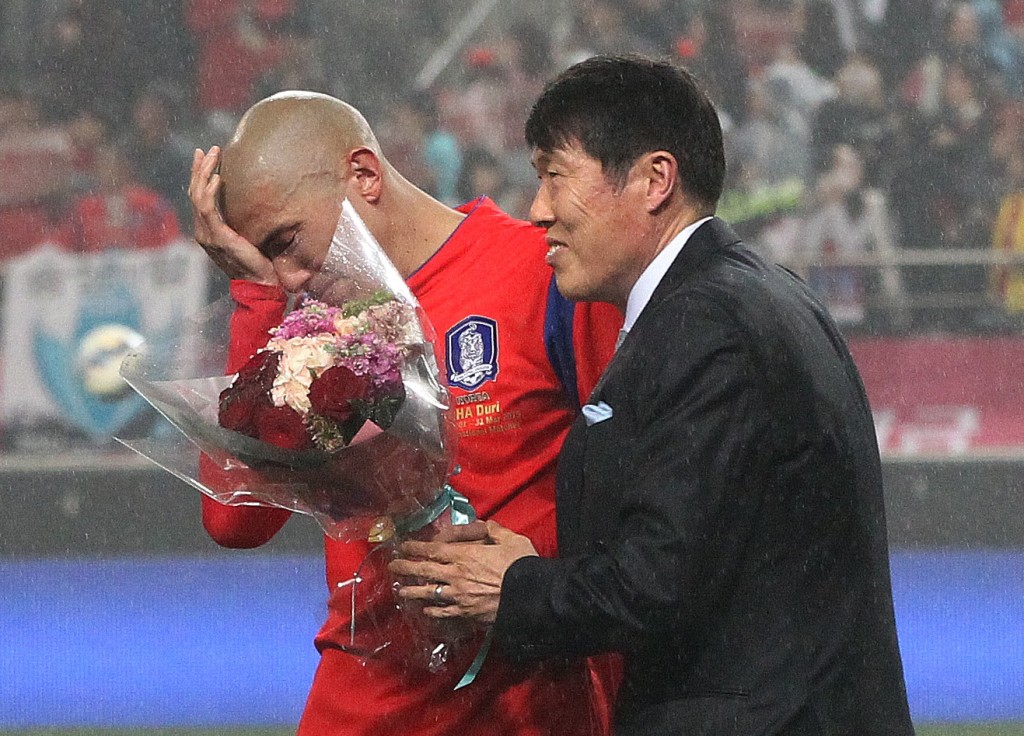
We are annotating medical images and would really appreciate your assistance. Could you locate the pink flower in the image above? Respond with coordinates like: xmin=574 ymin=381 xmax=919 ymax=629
xmin=271 ymin=298 xmax=343 ymax=340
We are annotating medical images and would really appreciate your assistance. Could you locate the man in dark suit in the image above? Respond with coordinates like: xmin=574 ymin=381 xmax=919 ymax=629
xmin=391 ymin=54 xmax=915 ymax=735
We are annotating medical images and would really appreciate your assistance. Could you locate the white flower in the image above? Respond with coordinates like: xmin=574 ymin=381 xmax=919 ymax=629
xmin=267 ymin=336 xmax=337 ymax=414
xmin=272 ymin=376 xmax=313 ymax=414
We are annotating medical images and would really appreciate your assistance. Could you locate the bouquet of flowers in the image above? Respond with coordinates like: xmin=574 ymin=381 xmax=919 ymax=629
xmin=221 ymin=294 xmax=408 ymax=454
xmin=118 ymin=199 xmax=477 ymax=677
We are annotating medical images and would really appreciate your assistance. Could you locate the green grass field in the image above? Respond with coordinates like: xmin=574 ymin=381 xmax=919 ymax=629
xmin=10 ymin=729 xmax=1024 ymax=735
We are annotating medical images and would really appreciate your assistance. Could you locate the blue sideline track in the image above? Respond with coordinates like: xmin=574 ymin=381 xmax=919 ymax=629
xmin=1 ymin=550 xmax=1022 ymax=727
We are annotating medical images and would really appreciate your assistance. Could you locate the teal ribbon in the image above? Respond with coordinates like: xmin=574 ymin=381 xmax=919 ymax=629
xmin=454 ymin=628 xmax=493 ymax=690
xmin=394 ymin=484 xmax=476 ymax=535
xmin=392 ymin=484 xmax=490 ymax=689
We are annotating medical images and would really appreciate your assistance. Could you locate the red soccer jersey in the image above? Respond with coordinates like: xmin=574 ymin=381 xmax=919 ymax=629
xmin=61 ymin=186 xmax=181 ymax=252
xmin=203 ymin=197 xmax=621 ymax=735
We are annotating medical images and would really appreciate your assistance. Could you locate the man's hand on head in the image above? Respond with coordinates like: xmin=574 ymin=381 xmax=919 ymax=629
xmin=389 ymin=520 xmax=538 ymax=627
xmin=189 ymin=146 xmax=278 ymax=286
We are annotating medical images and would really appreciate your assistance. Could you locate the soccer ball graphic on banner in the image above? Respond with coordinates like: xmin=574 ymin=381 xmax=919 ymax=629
xmin=76 ymin=324 xmax=145 ymax=399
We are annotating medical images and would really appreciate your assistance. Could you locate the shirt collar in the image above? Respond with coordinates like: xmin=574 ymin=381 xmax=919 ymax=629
xmin=622 ymin=216 xmax=713 ymax=332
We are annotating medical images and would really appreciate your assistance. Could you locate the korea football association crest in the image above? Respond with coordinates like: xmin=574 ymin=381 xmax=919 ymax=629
xmin=446 ymin=315 xmax=499 ymax=391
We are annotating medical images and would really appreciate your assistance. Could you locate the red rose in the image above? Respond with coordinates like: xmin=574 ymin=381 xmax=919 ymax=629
xmin=254 ymin=404 xmax=313 ymax=450
xmin=218 ymin=351 xmax=280 ymax=436
xmin=308 ymin=366 xmax=372 ymax=423
xmin=236 ymin=350 xmax=279 ymax=392
xmin=219 ymin=393 xmax=259 ymax=435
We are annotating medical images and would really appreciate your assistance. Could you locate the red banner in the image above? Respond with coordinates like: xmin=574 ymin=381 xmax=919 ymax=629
xmin=848 ymin=337 xmax=1024 ymax=457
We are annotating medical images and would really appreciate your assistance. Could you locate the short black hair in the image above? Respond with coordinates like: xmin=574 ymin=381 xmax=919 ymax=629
xmin=525 ymin=54 xmax=725 ymax=210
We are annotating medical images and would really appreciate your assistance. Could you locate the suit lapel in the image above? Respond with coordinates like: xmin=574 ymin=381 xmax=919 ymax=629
xmin=563 ymin=220 xmax=743 ymax=550
xmin=556 ymin=413 xmax=588 ymax=548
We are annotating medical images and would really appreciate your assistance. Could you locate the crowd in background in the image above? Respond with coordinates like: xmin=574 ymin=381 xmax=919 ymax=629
xmin=2 ymin=0 xmax=1024 ymax=333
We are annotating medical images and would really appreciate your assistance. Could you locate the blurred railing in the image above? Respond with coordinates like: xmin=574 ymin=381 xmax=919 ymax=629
xmin=783 ymin=248 xmax=1024 ymax=268
xmin=745 ymin=186 xmax=1024 ymax=328
xmin=779 ymin=248 xmax=1024 ymax=325
xmin=415 ymin=0 xmax=503 ymax=89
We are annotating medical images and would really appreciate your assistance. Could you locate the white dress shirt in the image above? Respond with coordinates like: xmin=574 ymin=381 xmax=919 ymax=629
xmin=622 ymin=216 xmax=713 ymax=335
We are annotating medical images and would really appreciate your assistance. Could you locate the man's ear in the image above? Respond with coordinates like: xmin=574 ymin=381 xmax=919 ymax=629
xmin=346 ymin=147 xmax=383 ymax=204
xmin=642 ymin=151 xmax=678 ymax=213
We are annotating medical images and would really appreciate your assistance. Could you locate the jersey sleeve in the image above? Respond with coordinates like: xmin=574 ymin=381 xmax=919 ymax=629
xmin=571 ymin=300 xmax=622 ymax=405
xmin=200 ymin=279 xmax=293 ymax=548
xmin=225 ymin=279 xmax=288 ymax=371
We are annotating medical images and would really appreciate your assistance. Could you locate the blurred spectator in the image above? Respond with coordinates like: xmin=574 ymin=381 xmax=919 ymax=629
xmin=935 ymin=2 xmax=1007 ymax=95
xmin=763 ymin=43 xmax=837 ymax=143
xmin=440 ymin=47 xmax=512 ymax=156
xmin=382 ymin=90 xmax=463 ymax=206
xmin=312 ymin=1 xmax=456 ymax=122
xmin=252 ymin=1 xmax=326 ymax=101
xmin=897 ymin=3 xmax=1008 ymax=115
xmin=991 ymin=97 xmax=1024 ymax=168
xmin=802 ymin=141 xmax=909 ymax=330
xmin=719 ymin=76 xmax=808 ymax=253
xmin=674 ymin=6 xmax=750 ymax=125
xmin=887 ymin=106 xmax=944 ymax=254
xmin=730 ymin=78 xmax=810 ymax=188
xmin=123 ymin=0 xmax=196 ymax=89
xmin=796 ymin=0 xmax=850 ymax=79
xmin=870 ymin=0 xmax=940 ymax=87
xmin=809 ymin=54 xmax=898 ymax=186
xmin=117 ymin=84 xmax=198 ymax=227
xmin=65 ymin=107 xmax=112 ymax=194
xmin=493 ymin=20 xmax=556 ymax=152
xmin=559 ymin=0 xmax=660 ymax=68
xmin=32 ymin=0 xmax=147 ymax=124
xmin=726 ymin=0 xmax=799 ymax=72
xmin=58 ymin=143 xmax=181 ymax=252
xmin=455 ymin=146 xmax=529 ymax=217
xmin=1006 ymin=0 xmax=1024 ymax=59
xmin=621 ymin=0 xmax=691 ymax=54
xmin=930 ymin=62 xmax=1000 ymax=247
xmin=254 ymin=32 xmax=328 ymax=102
xmin=984 ymin=0 xmax=1024 ymax=97
xmin=891 ymin=61 xmax=999 ymax=326
xmin=0 ymin=84 xmax=71 ymax=260
xmin=896 ymin=8 xmax=1005 ymax=150
xmin=186 ymin=0 xmax=296 ymax=120
xmin=800 ymin=144 xmax=873 ymax=326
xmin=484 ymin=20 xmax=559 ymax=190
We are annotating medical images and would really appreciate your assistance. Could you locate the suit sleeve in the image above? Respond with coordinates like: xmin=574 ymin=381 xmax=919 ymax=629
xmin=495 ymin=299 xmax=764 ymax=661
xmin=200 ymin=279 xmax=293 ymax=548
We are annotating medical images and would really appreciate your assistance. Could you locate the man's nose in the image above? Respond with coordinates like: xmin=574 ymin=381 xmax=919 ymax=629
xmin=529 ymin=186 xmax=554 ymax=229
xmin=274 ymin=260 xmax=313 ymax=294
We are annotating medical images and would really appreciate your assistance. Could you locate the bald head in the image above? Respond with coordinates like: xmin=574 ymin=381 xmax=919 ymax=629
xmin=220 ymin=91 xmax=382 ymax=229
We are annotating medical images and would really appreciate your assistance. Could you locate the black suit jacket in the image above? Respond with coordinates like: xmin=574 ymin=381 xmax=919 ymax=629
xmin=494 ymin=219 xmax=914 ymax=735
